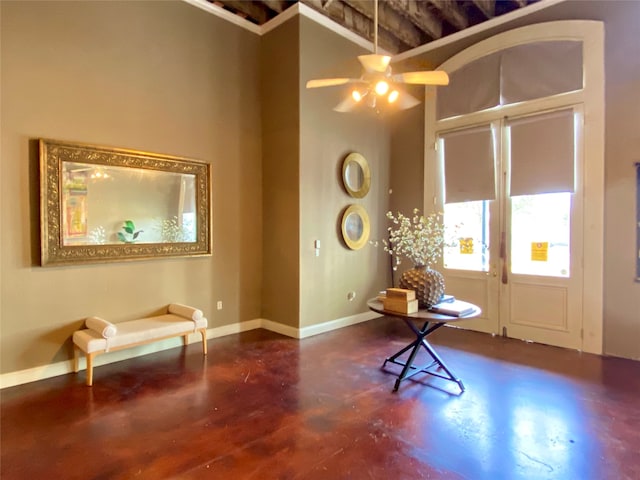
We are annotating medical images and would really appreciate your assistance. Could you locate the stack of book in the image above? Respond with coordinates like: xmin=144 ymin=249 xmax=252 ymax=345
xmin=383 ymin=288 xmax=418 ymax=314
xmin=429 ymin=299 xmax=476 ymax=317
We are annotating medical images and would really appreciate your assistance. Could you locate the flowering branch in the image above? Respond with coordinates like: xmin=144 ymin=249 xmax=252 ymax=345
xmin=382 ymin=209 xmax=445 ymax=270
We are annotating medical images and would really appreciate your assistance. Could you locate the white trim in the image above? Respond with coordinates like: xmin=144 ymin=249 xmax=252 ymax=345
xmin=579 ymin=22 xmax=605 ymax=355
xmin=182 ymin=0 xmax=261 ymax=34
xmin=425 ymin=20 xmax=604 ymax=354
xmin=260 ymin=319 xmax=300 ymax=338
xmin=296 ymin=3 xmax=386 ymax=54
xmin=181 ymin=0 xmax=389 ymax=55
xmin=392 ymin=0 xmax=568 ymax=63
xmin=261 ymin=2 xmax=301 ymax=35
xmin=0 ymin=312 xmax=382 ymax=389
xmin=299 ymin=311 xmax=381 ymax=338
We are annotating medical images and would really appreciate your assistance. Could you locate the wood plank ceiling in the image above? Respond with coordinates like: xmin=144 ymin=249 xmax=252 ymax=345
xmin=210 ymin=0 xmax=538 ymax=54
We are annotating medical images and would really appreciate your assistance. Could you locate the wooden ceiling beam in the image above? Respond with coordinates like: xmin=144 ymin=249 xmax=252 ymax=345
xmin=216 ymin=1 xmax=272 ymax=24
xmin=301 ymin=0 xmax=405 ymax=53
xmin=261 ymin=0 xmax=293 ymax=14
xmin=385 ymin=0 xmax=442 ymax=40
xmin=470 ymin=0 xmax=496 ymax=19
xmin=341 ymin=0 xmax=426 ymax=49
xmin=428 ymin=0 xmax=470 ymax=30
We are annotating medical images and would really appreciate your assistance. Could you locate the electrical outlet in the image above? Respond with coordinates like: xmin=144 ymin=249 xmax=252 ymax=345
xmin=217 ymin=301 xmax=223 ymax=310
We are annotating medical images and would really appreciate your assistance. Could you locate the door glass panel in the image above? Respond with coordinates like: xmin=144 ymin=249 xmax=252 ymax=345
xmin=510 ymin=192 xmax=571 ymax=277
xmin=443 ymin=201 xmax=490 ymax=272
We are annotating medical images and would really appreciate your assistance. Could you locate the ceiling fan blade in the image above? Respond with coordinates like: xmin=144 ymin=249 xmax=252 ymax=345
xmin=392 ymin=71 xmax=450 ymax=86
xmin=394 ymin=91 xmax=421 ymax=110
xmin=333 ymin=96 xmax=359 ymax=113
xmin=306 ymin=78 xmax=360 ymax=89
xmin=358 ymin=54 xmax=391 ymax=73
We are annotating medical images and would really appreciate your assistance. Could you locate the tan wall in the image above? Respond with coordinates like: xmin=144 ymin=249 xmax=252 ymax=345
xmin=260 ymin=18 xmax=300 ymax=328
xmin=299 ymin=17 xmax=391 ymax=327
xmin=390 ymin=1 xmax=640 ymax=359
xmin=0 ymin=0 xmax=262 ymax=373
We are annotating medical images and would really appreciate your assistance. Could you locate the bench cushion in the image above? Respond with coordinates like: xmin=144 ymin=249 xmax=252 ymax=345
xmin=73 ymin=314 xmax=208 ymax=354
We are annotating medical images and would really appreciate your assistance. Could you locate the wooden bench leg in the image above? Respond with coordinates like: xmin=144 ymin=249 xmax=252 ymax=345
xmin=73 ymin=345 xmax=80 ymax=373
xmin=183 ymin=334 xmax=189 ymax=347
xmin=86 ymin=352 xmax=95 ymax=386
xmin=199 ymin=329 xmax=207 ymax=355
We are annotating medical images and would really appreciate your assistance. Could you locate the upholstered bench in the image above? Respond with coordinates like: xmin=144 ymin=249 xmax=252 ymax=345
xmin=72 ymin=303 xmax=208 ymax=386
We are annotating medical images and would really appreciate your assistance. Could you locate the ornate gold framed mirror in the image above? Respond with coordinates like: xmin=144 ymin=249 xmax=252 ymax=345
xmin=342 ymin=152 xmax=371 ymax=198
xmin=39 ymin=139 xmax=212 ymax=266
xmin=341 ymin=204 xmax=370 ymax=250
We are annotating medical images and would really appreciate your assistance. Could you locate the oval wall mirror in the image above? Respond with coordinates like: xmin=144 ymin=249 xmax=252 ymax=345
xmin=341 ymin=204 xmax=370 ymax=250
xmin=342 ymin=152 xmax=371 ymax=198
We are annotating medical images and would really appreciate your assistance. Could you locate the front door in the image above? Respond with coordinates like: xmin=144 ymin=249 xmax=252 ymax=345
xmin=436 ymin=108 xmax=584 ymax=349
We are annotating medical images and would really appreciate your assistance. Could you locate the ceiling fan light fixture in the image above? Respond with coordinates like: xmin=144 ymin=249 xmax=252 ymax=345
xmin=351 ymin=89 xmax=363 ymax=102
xmin=388 ymin=90 xmax=399 ymax=104
xmin=374 ymin=80 xmax=389 ymax=96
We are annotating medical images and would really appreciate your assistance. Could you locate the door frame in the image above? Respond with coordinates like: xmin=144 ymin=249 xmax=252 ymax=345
xmin=424 ymin=21 xmax=604 ymax=354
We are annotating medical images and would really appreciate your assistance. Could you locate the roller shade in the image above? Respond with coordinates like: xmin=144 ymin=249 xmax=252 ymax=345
xmin=437 ymin=54 xmax=500 ymax=119
xmin=508 ymin=109 xmax=575 ymax=196
xmin=437 ymin=40 xmax=584 ymax=119
xmin=441 ymin=125 xmax=496 ymax=204
xmin=501 ymin=41 xmax=583 ymax=104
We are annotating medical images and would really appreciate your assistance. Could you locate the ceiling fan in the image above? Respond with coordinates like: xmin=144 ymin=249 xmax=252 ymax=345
xmin=306 ymin=0 xmax=449 ymax=113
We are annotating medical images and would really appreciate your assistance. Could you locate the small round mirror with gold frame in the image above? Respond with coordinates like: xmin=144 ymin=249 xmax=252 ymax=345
xmin=342 ymin=152 xmax=371 ymax=198
xmin=341 ymin=204 xmax=370 ymax=250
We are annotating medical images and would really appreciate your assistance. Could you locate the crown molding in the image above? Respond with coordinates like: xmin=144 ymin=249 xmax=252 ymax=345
xmin=393 ymin=0 xmax=568 ymax=63
xmin=182 ymin=0 xmax=389 ymax=54
xmin=182 ymin=0 xmax=262 ymax=34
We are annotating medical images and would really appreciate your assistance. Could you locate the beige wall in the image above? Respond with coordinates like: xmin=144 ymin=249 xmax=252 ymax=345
xmin=390 ymin=1 xmax=640 ymax=360
xmin=0 ymin=1 xmax=262 ymax=373
xmin=299 ymin=17 xmax=391 ymax=327
xmin=260 ymin=18 xmax=300 ymax=328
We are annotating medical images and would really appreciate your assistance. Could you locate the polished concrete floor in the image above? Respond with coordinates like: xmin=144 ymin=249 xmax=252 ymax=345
xmin=2 ymin=317 xmax=639 ymax=479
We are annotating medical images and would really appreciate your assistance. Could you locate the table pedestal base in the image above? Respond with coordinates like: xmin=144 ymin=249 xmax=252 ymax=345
xmin=383 ymin=318 xmax=465 ymax=393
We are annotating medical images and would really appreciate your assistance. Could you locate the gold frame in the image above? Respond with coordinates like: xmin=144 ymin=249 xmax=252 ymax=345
xmin=39 ymin=139 xmax=212 ymax=266
xmin=342 ymin=152 xmax=371 ymax=198
xmin=341 ymin=204 xmax=370 ymax=250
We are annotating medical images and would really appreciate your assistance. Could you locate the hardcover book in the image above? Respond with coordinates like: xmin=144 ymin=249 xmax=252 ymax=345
xmin=430 ymin=300 xmax=476 ymax=317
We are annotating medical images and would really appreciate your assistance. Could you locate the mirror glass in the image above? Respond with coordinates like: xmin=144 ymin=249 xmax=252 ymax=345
xmin=61 ymin=162 xmax=197 ymax=246
xmin=40 ymin=139 xmax=211 ymax=266
xmin=341 ymin=204 xmax=370 ymax=250
xmin=344 ymin=212 xmax=363 ymax=241
xmin=342 ymin=153 xmax=370 ymax=198
xmin=344 ymin=163 xmax=364 ymax=193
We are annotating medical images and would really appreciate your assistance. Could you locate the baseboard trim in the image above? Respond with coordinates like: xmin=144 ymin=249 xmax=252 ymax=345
xmin=299 ymin=311 xmax=381 ymax=338
xmin=0 ymin=312 xmax=380 ymax=389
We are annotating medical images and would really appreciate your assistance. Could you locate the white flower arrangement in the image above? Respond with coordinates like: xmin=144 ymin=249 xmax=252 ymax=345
xmin=87 ymin=226 xmax=106 ymax=245
xmin=155 ymin=216 xmax=189 ymax=243
xmin=382 ymin=209 xmax=445 ymax=270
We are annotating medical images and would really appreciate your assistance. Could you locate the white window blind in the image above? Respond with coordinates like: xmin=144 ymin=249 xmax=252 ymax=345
xmin=501 ymin=41 xmax=583 ymax=104
xmin=437 ymin=54 xmax=500 ymax=120
xmin=437 ymin=40 xmax=583 ymax=120
xmin=441 ymin=125 xmax=496 ymax=204
xmin=508 ymin=109 xmax=575 ymax=196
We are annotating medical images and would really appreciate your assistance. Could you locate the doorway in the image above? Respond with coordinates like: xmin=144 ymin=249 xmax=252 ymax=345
xmin=437 ymin=108 xmax=584 ymax=349
xmin=423 ymin=21 xmax=604 ymax=353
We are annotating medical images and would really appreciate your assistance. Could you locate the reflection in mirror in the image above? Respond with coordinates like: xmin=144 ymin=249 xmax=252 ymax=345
xmin=341 ymin=204 xmax=370 ymax=250
xmin=62 ymin=162 xmax=197 ymax=246
xmin=342 ymin=152 xmax=371 ymax=198
xmin=345 ymin=163 xmax=364 ymax=192
xmin=40 ymin=139 xmax=211 ymax=266
xmin=345 ymin=212 xmax=363 ymax=241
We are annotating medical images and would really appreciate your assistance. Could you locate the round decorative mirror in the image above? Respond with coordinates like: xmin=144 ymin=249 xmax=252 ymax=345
xmin=342 ymin=153 xmax=371 ymax=198
xmin=341 ymin=204 xmax=370 ymax=250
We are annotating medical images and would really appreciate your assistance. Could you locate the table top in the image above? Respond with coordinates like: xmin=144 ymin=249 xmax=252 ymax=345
xmin=367 ymin=299 xmax=482 ymax=323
